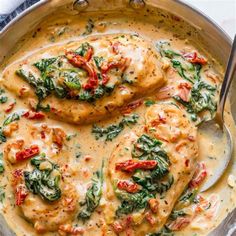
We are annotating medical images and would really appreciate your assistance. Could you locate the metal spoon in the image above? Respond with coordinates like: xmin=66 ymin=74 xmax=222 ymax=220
xmin=200 ymin=35 xmax=236 ymax=192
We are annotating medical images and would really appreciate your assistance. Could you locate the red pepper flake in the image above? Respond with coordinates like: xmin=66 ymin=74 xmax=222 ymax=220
xmin=15 ymin=145 xmax=40 ymax=162
xmin=185 ymin=159 xmax=190 ymax=167
xmin=117 ymin=180 xmax=139 ymax=193
xmin=115 ymin=159 xmax=157 ymax=173
xmin=120 ymin=99 xmax=143 ymax=114
xmin=189 ymin=162 xmax=207 ymax=188
xmin=84 ymin=155 xmax=92 ymax=162
xmin=183 ymin=52 xmax=207 ymax=65
xmin=15 ymin=185 xmax=28 ymax=206
xmin=23 ymin=110 xmax=45 ymax=120
xmin=5 ymin=102 xmax=15 ymax=113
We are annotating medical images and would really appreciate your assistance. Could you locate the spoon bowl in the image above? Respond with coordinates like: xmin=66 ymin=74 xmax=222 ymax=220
xmin=199 ymin=35 xmax=236 ymax=192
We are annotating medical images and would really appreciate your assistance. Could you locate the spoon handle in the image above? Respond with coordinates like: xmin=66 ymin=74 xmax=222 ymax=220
xmin=218 ymin=35 xmax=236 ymax=120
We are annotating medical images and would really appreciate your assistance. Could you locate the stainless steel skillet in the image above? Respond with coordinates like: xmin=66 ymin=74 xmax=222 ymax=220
xmin=0 ymin=0 xmax=235 ymax=235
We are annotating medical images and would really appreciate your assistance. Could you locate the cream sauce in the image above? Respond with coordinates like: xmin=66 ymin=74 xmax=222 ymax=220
xmin=0 ymin=6 xmax=235 ymax=236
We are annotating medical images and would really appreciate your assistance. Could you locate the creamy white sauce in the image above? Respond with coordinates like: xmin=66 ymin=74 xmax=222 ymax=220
xmin=0 ymin=6 xmax=235 ymax=236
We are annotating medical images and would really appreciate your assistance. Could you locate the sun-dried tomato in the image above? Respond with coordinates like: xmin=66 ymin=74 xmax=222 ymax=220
xmin=15 ymin=145 xmax=40 ymax=162
xmin=84 ymin=46 xmax=94 ymax=62
xmin=168 ymin=217 xmax=191 ymax=231
xmin=117 ymin=180 xmax=139 ymax=193
xmin=183 ymin=52 xmax=207 ymax=65
xmin=189 ymin=162 xmax=207 ymax=188
xmin=5 ymin=102 xmax=15 ymax=113
xmin=12 ymin=169 xmax=24 ymax=186
xmin=15 ymin=185 xmax=28 ymax=206
xmin=120 ymin=99 xmax=143 ymax=115
xmin=112 ymin=42 xmax=122 ymax=54
xmin=101 ymin=57 xmax=129 ymax=85
xmin=23 ymin=110 xmax=45 ymax=119
xmin=177 ymin=82 xmax=192 ymax=102
xmin=115 ymin=159 xmax=157 ymax=173
xmin=66 ymin=51 xmax=98 ymax=90
xmin=58 ymin=224 xmax=84 ymax=235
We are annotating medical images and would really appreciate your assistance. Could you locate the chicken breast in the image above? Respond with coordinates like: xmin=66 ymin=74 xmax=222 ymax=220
xmin=105 ymin=103 xmax=198 ymax=235
xmin=1 ymin=34 xmax=166 ymax=124
xmin=3 ymin=120 xmax=80 ymax=234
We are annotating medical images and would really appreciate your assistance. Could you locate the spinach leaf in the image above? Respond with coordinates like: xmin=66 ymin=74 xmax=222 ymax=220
xmin=145 ymin=100 xmax=155 ymax=107
xmin=16 ymin=69 xmax=43 ymax=88
xmin=133 ymin=172 xmax=174 ymax=194
xmin=93 ymin=56 xmax=104 ymax=69
xmin=0 ymin=112 xmax=20 ymax=145
xmin=55 ymin=86 xmax=67 ymax=98
xmin=115 ymin=188 xmax=153 ymax=216
xmin=16 ymin=69 xmax=49 ymax=101
xmin=92 ymin=114 xmax=139 ymax=141
xmin=0 ymin=89 xmax=5 ymax=95
xmin=36 ymin=103 xmax=51 ymax=112
xmin=24 ymin=155 xmax=61 ymax=202
xmin=82 ymin=19 xmax=94 ymax=36
xmin=174 ymin=80 xmax=217 ymax=121
xmin=34 ymin=58 xmax=57 ymax=74
xmin=169 ymin=210 xmax=187 ymax=221
xmin=3 ymin=112 xmax=20 ymax=126
xmin=0 ymin=186 xmax=5 ymax=203
xmin=76 ymin=42 xmax=92 ymax=56
xmin=179 ymin=188 xmax=198 ymax=205
xmin=64 ymin=74 xmax=81 ymax=90
xmin=0 ymin=129 xmax=6 ymax=144
xmin=0 ymin=89 xmax=7 ymax=104
xmin=171 ymin=59 xmax=194 ymax=84
xmin=132 ymin=134 xmax=169 ymax=181
xmin=0 ymin=96 xmax=8 ymax=104
xmin=78 ymin=162 xmax=104 ymax=221
xmin=149 ymin=226 xmax=174 ymax=236
xmin=116 ymin=135 xmax=173 ymax=216
xmin=0 ymin=153 xmax=4 ymax=173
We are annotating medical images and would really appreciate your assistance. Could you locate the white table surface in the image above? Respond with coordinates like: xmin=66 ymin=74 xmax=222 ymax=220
xmin=0 ymin=0 xmax=236 ymax=38
xmin=184 ymin=0 xmax=236 ymax=39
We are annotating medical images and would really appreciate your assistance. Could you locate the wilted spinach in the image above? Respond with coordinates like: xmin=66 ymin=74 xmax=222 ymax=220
xmin=174 ymin=80 xmax=217 ymax=121
xmin=116 ymin=134 xmax=173 ymax=216
xmin=115 ymin=188 xmax=154 ymax=216
xmin=149 ymin=226 xmax=174 ymax=236
xmin=24 ymin=155 xmax=61 ymax=202
xmin=0 ymin=112 xmax=20 ymax=144
xmin=82 ymin=19 xmax=94 ymax=36
xmin=78 ymin=162 xmax=104 ymax=221
xmin=0 ymin=153 xmax=4 ymax=173
xmin=92 ymin=114 xmax=139 ymax=141
xmin=0 ymin=186 xmax=5 ymax=203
